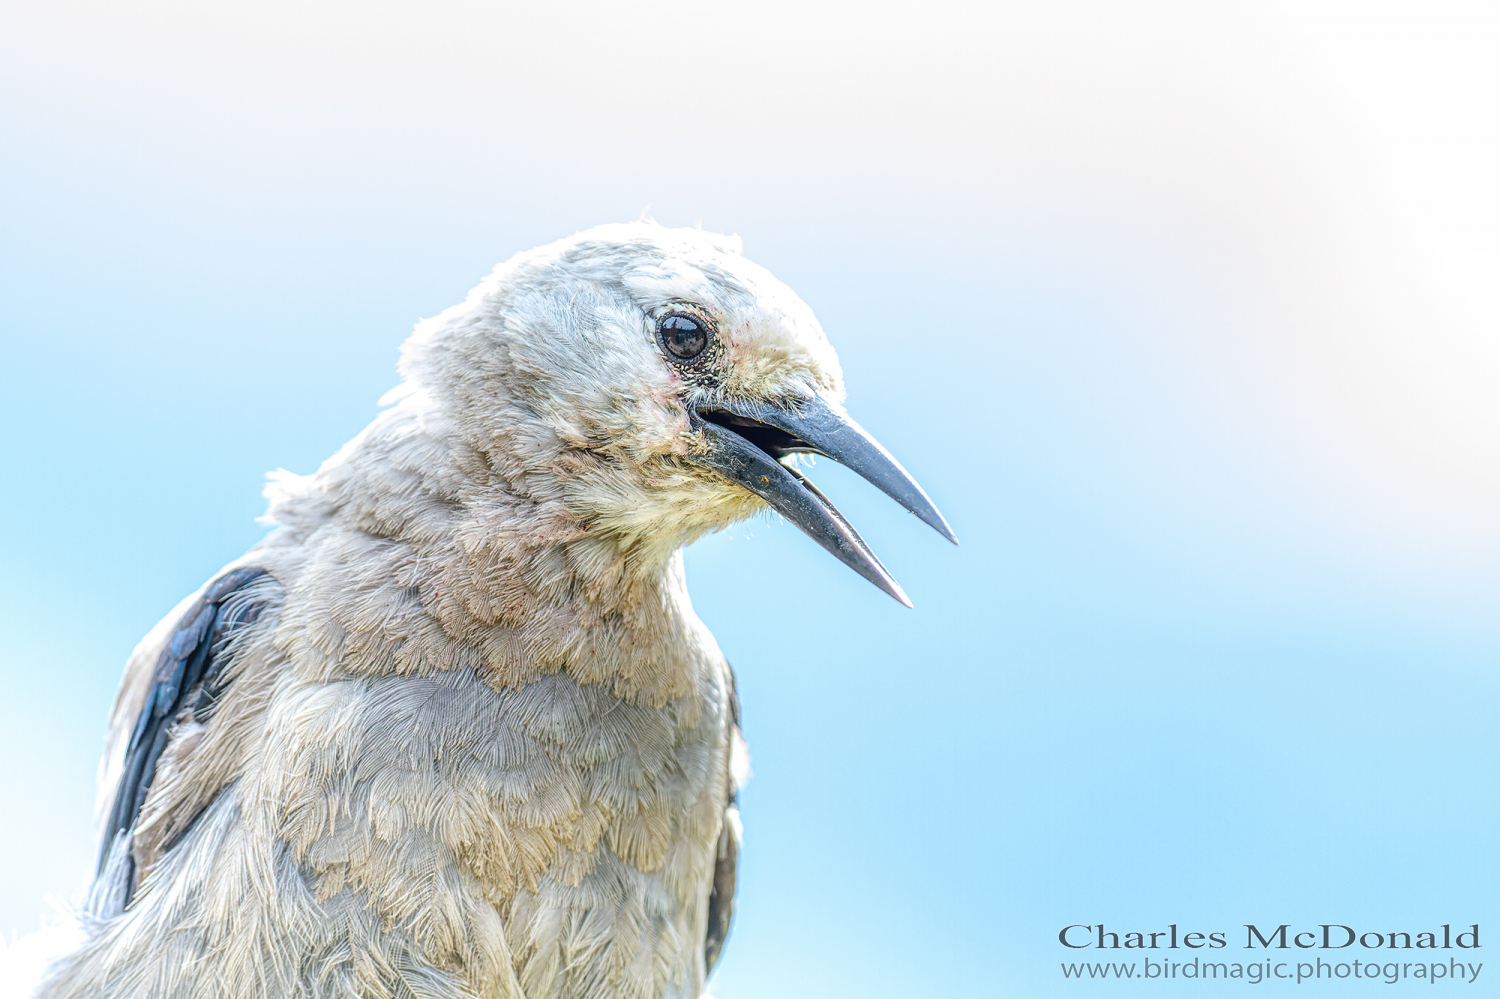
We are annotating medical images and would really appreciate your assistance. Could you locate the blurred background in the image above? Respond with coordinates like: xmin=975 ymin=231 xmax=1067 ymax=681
xmin=1 ymin=2 xmax=1496 ymax=995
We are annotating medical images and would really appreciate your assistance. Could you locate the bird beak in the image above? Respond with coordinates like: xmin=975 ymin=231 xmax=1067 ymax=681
xmin=687 ymin=394 xmax=956 ymax=606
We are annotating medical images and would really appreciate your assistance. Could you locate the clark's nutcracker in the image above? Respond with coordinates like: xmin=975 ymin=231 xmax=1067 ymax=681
xmin=38 ymin=223 xmax=953 ymax=999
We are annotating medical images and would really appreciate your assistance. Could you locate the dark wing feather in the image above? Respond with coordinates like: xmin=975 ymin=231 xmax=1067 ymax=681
xmin=703 ymin=816 xmax=739 ymax=975
xmin=704 ymin=661 xmax=742 ymax=976
xmin=98 ymin=566 xmax=272 ymax=908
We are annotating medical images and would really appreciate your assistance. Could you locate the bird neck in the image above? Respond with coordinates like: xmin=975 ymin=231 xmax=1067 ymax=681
xmin=269 ymin=400 xmax=709 ymax=706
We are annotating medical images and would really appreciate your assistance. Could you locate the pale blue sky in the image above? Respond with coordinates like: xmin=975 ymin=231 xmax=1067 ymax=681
xmin=1 ymin=3 xmax=1497 ymax=996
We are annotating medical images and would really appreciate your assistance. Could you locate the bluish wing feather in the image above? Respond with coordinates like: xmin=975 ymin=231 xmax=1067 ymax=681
xmin=98 ymin=566 xmax=272 ymax=908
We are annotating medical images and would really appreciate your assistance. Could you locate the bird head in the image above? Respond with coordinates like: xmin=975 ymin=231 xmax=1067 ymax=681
xmin=399 ymin=222 xmax=954 ymax=605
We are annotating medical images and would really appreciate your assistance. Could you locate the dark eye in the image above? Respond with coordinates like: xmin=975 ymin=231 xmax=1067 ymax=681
xmin=658 ymin=311 xmax=710 ymax=362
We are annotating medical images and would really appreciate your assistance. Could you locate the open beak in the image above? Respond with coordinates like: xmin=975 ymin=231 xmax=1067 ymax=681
xmin=687 ymin=394 xmax=956 ymax=606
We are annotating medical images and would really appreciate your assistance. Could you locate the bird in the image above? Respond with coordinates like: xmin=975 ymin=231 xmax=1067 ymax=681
xmin=36 ymin=222 xmax=954 ymax=999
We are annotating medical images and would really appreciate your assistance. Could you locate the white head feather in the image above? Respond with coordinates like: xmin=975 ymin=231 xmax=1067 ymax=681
xmin=269 ymin=222 xmax=846 ymax=568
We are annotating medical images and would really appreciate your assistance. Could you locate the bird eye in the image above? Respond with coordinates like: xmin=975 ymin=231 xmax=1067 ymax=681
xmin=658 ymin=311 xmax=710 ymax=362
